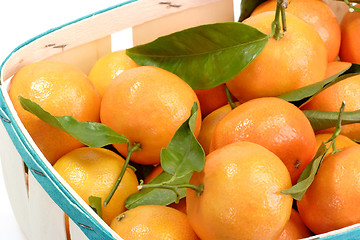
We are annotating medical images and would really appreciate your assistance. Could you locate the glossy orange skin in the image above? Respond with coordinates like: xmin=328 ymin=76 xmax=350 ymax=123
xmin=110 ymin=205 xmax=199 ymax=240
xmin=302 ymin=74 xmax=360 ymax=140
xmin=194 ymin=84 xmax=228 ymax=118
xmin=100 ymin=66 xmax=202 ymax=165
xmin=324 ymin=61 xmax=351 ymax=79
xmin=197 ymin=104 xmax=233 ymax=155
xmin=297 ymin=145 xmax=360 ymax=234
xmin=226 ymin=12 xmax=327 ymax=102
xmin=8 ymin=61 xmax=101 ymax=164
xmin=252 ymin=0 xmax=341 ymax=62
xmin=88 ymin=50 xmax=139 ymax=96
xmin=53 ymin=147 xmax=138 ymax=225
xmin=279 ymin=209 xmax=311 ymax=240
xmin=187 ymin=141 xmax=293 ymax=240
xmin=339 ymin=6 xmax=360 ymax=64
xmin=210 ymin=97 xmax=317 ymax=185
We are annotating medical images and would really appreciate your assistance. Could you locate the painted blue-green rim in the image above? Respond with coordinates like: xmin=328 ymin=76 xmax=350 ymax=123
xmin=0 ymin=1 xmax=137 ymax=239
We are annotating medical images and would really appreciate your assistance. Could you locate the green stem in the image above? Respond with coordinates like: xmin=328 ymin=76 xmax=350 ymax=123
xmin=224 ymin=85 xmax=237 ymax=110
xmin=103 ymin=142 xmax=141 ymax=206
xmin=328 ymin=101 xmax=345 ymax=155
xmin=344 ymin=0 xmax=360 ymax=12
xmin=139 ymin=181 xmax=204 ymax=201
xmin=127 ymin=165 xmax=137 ymax=172
xmin=269 ymin=0 xmax=288 ymax=40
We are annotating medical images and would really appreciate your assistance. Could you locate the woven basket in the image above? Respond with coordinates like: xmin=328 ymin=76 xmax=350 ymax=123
xmin=0 ymin=0 xmax=359 ymax=239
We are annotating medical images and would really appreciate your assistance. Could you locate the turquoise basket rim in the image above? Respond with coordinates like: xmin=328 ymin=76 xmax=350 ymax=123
xmin=0 ymin=1 xmax=137 ymax=239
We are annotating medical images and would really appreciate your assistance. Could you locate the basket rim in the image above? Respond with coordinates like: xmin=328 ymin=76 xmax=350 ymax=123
xmin=0 ymin=0 xmax=137 ymax=82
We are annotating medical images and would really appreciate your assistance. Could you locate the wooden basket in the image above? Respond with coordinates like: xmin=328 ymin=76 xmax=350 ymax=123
xmin=0 ymin=0 xmax=359 ymax=239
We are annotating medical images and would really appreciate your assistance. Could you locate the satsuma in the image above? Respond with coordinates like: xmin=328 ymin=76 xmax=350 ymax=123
xmin=210 ymin=97 xmax=316 ymax=184
xmin=53 ymin=147 xmax=138 ymax=225
xmin=8 ymin=61 xmax=101 ymax=164
xmin=100 ymin=66 xmax=201 ymax=165
xmin=297 ymin=144 xmax=360 ymax=234
xmin=110 ymin=205 xmax=198 ymax=239
xmin=187 ymin=141 xmax=293 ymax=240
xmin=226 ymin=11 xmax=327 ymax=102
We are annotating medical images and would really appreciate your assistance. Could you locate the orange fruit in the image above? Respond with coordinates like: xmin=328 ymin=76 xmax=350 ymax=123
xmin=324 ymin=61 xmax=351 ymax=79
xmin=194 ymin=84 xmax=228 ymax=118
xmin=88 ymin=50 xmax=139 ymax=96
xmin=197 ymin=104 xmax=233 ymax=155
xmin=210 ymin=97 xmax=317 ymax=184
xmin=100 ymin=66 xmax=201 ymax=165
xmin=339 ymin=5 xmax=360 ymax=64
xmin=297 ymin=144 xmax=360 ymax=234
xmin=252 ymin=0 xmax=341 ymax=62
xmin=226 ymin=11 xmax=327 ymax=102
xmin=143 ymin=165 xmax=164 ymax=184
xmin=279 ymin=209 xmax=311 ymax=240
xmin=53 ymin=147 xmax=138 ymax=225
xmin=8 ymin=61 xmax=101 ymax=164
xmin=110 ymin=205 xmax=199 ymax=240
xmin=186 ymin=141 xmax=293 ymax=240
xmin=144 ymin=165 xmax=187 ymax=214
xmin=315 ymin=133 xmax=357 ymax=156
xmin=301 ymin=74 xmax=360 ymax=141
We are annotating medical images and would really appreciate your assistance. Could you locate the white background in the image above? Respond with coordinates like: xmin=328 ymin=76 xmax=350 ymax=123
xmin=0 ymin=0 xmax=241 ymax=239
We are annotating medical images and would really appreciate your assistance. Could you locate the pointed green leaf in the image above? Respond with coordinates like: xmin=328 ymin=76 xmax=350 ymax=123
xmin=160 ymin=102 xmax=205 ymax=177
xmin=127 ymin=22 xmax=269 ymax=90
xmin=19 ymin=96 xmax=129 ymax=147
xmin=239 ymin=0 xmax=267 ymax=22
xmin=125 ymin=171 xmax=192 ymax=209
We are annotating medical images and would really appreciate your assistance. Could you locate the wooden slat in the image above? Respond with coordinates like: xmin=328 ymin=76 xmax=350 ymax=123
xmin=0 ymin=120 xmax=30 ymax=239
xmin=0 ymin=0 xmax=228 ymax=82
xmin=133 ymin=0 xmax=234 ymax=45
xmin=28 ymin=172 xmax=67 ymax=240
xmin=69 ymin=218 xmax=90 ymax=240
xmin=45 ymin=36 xmax=111 ymax=75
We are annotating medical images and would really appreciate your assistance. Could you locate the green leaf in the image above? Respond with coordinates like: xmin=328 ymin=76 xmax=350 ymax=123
xmin=303 ymin=109 xmax=360 ymax=132
xmin=127 ymin=22 xmax=269 ymax=90
xmin=160 ymin=102 xmax=205 ymax=177
xmin=239 ymin=0 xmax=267 ymax=22
xmin=125 ymin=171 xmax=192 ymax=209
xmin=19 ymin=96 xmax=129 ymax=147
xmin=89 ymin=196 xmax=102 ymax=218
